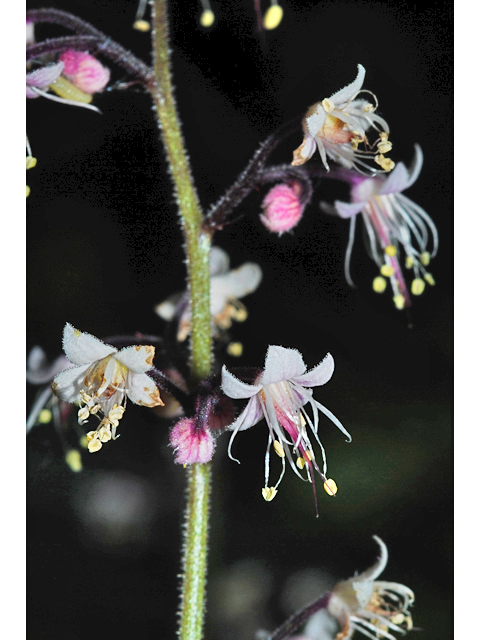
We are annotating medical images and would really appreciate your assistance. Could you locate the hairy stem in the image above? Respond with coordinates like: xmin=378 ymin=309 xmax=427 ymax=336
xmin=150 ymin=2 xmax=212 ymax=639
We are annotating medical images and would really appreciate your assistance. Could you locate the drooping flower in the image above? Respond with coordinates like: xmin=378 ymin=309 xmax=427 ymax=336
xmin=327 ymin=536 xmax=414 ymax=639
xmin=322 ymin=144 xmax=438 ymax=310
xmin=261 ymin=182 xmax=305 ymax=234
xmin=292 ymin=65 xmax=393 ymax=174
xmin=155 ymin=246 xmax=262 ymax=342
xmin=52 ymin=323 xmax=164 ymax=452
xmin=59 ymin=50 xmax=111 ymax=94
xmin=221 ymin=346 xmax=351 ymax=512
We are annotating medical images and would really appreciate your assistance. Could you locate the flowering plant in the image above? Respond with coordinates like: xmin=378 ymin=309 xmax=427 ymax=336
xmin=26 ymin=2 xmax=451 ymax=640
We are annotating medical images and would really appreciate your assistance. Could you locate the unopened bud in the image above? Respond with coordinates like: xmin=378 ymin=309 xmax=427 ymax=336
xmin=59 ymin=50 xmax=110 ymax=94
xmin=170 ymin=418 xmax=215 ymax=465
xmin=261 ymin=182 xmax=305 ymax=234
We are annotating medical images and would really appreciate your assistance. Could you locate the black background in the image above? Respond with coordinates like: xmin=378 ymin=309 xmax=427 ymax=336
xmin=27 ymin=1 xmax=453 ymax=639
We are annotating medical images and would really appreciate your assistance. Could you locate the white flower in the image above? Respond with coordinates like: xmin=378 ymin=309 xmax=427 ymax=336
xmin=52 ymin=323 xmax=163 ymax=451
xmin=221 ymin=346 xmax=351 ymax=510
xmin=324 ymin=144 xmax=438 ymax=310
xmin=292 ymin=65 xmax=393 ymax=173
xmin=155 ymin=247 xmax=262 ymax=341
xmin=327 ymin=536 xmax=414 ymax=639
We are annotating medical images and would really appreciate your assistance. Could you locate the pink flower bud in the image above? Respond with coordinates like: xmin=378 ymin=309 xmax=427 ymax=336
xmin=261 ymin=182 xmax=305 ymax=234
xmin=170 ymin=418 xmax=215 ymax=465
xmin=59 ymin=51 xmax=110 ymax=94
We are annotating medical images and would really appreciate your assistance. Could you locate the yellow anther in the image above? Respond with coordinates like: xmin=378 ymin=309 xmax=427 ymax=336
xmin=87 ymin=438 xmax=102 ymax=453
xmin=393 ymin=294 xmax=405 ymax=310
xmin=273 ymin=440 xmax=285 ymax=458
xmin=26 ymin=185 xmax=31 ymax=198
xmin=385 ymin=244 xmax=397 ymax=257
xmin=296 ymin=457 xmax=305 ymax=469
xmin=80 ymin=390 xmax=93 ymax=403
xmin=379 ymin=132 xmax=389 ymax=141
xmin=411 ymin=278 xmax=425 ymax=295
xmin=372 ymin=276 xmax=387 ymax=293
xmin=378 ymin=140 xmax=393 ymax=154
xmin=232 ymin=307 xmax=248 ymax=322
xmin=79 ymin=435 xmax=89 ymax=449
xmin=322 ymin=98 xmax=335 ymax=113
xmin=200 ymin=9 xmax=215 ymax=28
xmin=362 ymin=103 xmax=375 ymax=113
xmin=133 ymin=19 xmax=150 ymax=32
xmin=26 ymin=156 xmax=37 ymax=169
xmin=406 ymin=616 xmax=413 ymax=630
xmin=262 ymin=486 xmax=278 ymax=501
xmin=86 ymin=431 xmax=97 ymax=442
xmin=263 ymin=4 xmax=284 ymax=30
xmin=425 ymin=273 xmax=435 ymax=286
xmin=78 ymin=406 xmax=90 ymax=423
xmin=65 ymin=449 xmax=82 ymax=473
xmin=38 ymin=409 xmax=52 ymax=424
xmin=380 ymin=264 xmax=395 ymax=277
xmin=304 ymin=449 xmax=314 ymax=461
xmin=405 ymin=255 xmax=414 ymax=269
xmin=98 ymin=425 xmax=112 ymax=443
xmin=420 ymin=251 xmax=431 ymax=266
xmin=108 ymin=405 xmax=125 ymax=425
xmin=323 ymin=478 xmax=337 ymax=496
xmin=391 ymin=613 xmax=405 ymax=625
xmin=49 ymin=76 xmax=93 ymax=104
xmin=90 ymin=403 xmax=101 ymax=415
xmin=374 ymin=154 xmax=395 ymax=172
xmin=227 ymin=342 xmax=243 ymax=357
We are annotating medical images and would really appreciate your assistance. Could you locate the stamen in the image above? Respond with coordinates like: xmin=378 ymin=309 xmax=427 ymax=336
xmin=377 ymin=140 xmax=393 ymax=154
xmin=374 ymin=154 xmax=395 ymax=172
xmin=133 ymin=0 xmax=150 ymax=31
xmin=380 ymin=264 xmax=395 ymax=277
xmin=78 ymin=406 xmax=90 ymax=423
xmin=405 ymin=256 xmax=414 ymax=269
xmin=393 ymin=294 xmax=405 ymax=310
xmin=420 ymin=251 xmax=431 ymax=266
xmin=262 ymin=486 xmax=278 ymax=501
xmin=362 ymin=103 xmax=375 ymax=113
xmin=322 ymin=98 xmax=335 ymax=113
xmin=323 ymin=478 xmax=337 ymax=496
xmin=65 ymin=449 xmax=82 ymax=473
xmin=227 ymin=342 xmax=243 ymax=357
xmin=38 ymin=409 xmax=52 ymax=424
xmin=26 ymin=156 xmax=37 ymax=170
xmin=424 ymin=273 xmax=435 ymax=286
xmin=296 ymin=456 xmax=305 ymax=469
xmin=200 ymin=9 xmax=215 ymax=28
xmin=273 ymin=440 xmax=285 ymax=458
xmin=263 ymin=1 xmax=284 ymax=30
xmin=384 ymin=244 xmax=397 ymax=257
xmin=373 ymin=276 xmax=387 ymax=293
xmin=411 ymin=278 xmax=425 ymax=295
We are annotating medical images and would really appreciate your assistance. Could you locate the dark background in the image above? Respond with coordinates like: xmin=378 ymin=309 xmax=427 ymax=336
xmin=27 ymin=1 xmax=453 ymax=639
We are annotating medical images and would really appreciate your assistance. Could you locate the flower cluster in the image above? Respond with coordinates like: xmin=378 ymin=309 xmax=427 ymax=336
xmin=222 ymin=346 xmax=350 ymax=512
xmin=52 ymin=324 xmax=163 ymax=452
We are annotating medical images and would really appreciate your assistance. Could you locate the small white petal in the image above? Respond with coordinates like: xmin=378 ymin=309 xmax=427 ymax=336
xmin=261 ymin=346 xmax=306 ymax=385
xmin=293 ymin=353 xmax=335 ymax=387
xmin=406 ymin=143 xmax=424 ymax=189
xmin=213 ymin=263 xmax=263 ymax=301
xmin=210 ymin=246 xmax=230 ymax=275
xmin=127 ymin=372 xmax=163 ymax=407
xmin=154 ymin=293 xmax=182 ymax=320
xmin=115 ymin=345 xmax=155 ymax=373
xmin=52 ymin=364 xmax=90 ymax=403
xmin=354 ymin=536 xmax=389 ymax=583
xmin=378 ymin=163 xmax=409 ymax=196
xmin=228 ymin=395 xmax=264 ymax=433
xmin=221 ymin=365 xmax=262 ymax=399
xmin=329 ymin=64 xmax=366 ymax=107
xmin=306 ymin=106 xmax=327 ymax=138
xmin=62 ymin=323 xmax=116 ymax=365
xmin=333 ymin=200 xmax=366 ymax=219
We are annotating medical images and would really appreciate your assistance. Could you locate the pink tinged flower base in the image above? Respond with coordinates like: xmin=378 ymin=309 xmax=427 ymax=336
xmin=261 ymin=182 xmax=305 ymax=234
xmin=59 ymin=50 xmax=110 ymax=94
xmin=170 ymin=418 xmax=215 ymax=465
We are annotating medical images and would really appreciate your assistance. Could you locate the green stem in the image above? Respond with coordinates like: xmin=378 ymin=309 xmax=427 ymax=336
xmin=150 ymin=2 xmax=212 ymax=639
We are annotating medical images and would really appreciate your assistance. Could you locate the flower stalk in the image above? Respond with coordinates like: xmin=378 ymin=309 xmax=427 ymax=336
xmin=150 ymin=1 xmax=212 ymax=638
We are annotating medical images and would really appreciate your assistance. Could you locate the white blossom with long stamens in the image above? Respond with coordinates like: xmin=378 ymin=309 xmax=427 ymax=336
xmin=221 ymin=346 xmax=351 ymax=507
xmin=323 ymin=144 xmax=437 ymax=310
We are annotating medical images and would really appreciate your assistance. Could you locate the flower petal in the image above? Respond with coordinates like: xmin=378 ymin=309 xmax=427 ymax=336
xmin=26 ymin=61 xmax=64 ymax=89
xmin=210 ymin=246 xmax=230 ymax=276
xmin=306 ymin=106 xmax=327 ymax=138
xmin=213 ymin=263 xmax=262 ymax=300
xmin=333 ymin=200 xmax=365 ymax=219
xmin=405 ymin=144 xmax=424 ymax=189
xmin=261 ymin=346 xmax=306 ymax=385
xmin=228 ymin=395 xmax=264 ymax=432
xmin=62 ymin=323 xmax=116 ymax=365
xmin=293 ymin=353 xmax=335 ymax=387
xmin=221 ymin=365 xmax=262 ymax=399
xmin=329 ymin=64 xmax=366 ymax=106
xmin=127 ymin=372 xmax=164 ymax=407
xmin=353 ymin=536 xmax=388 ymax=583
xmin=52 ymin=364 xmax=90 ymax=403
xmin=292 ymin=134 xmax=317 ymax=166
xmin=154 ymin=292 xmax=183 ymax=320
xmin=115 ymin=345 xmax=155 ymax=373
xmin=378 ymin=162 xmax=409 ymax=195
